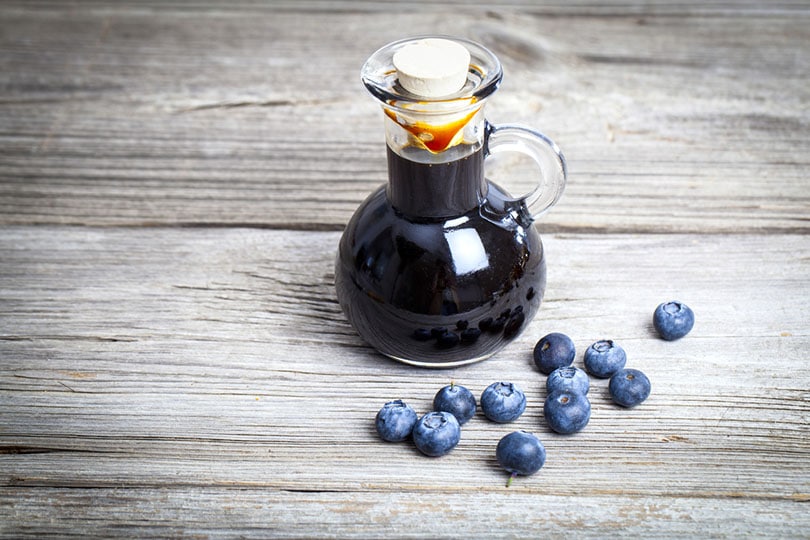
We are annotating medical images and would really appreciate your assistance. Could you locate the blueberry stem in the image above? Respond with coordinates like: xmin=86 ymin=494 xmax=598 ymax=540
xmin=506 ymin=471 xmax=517 ymax=488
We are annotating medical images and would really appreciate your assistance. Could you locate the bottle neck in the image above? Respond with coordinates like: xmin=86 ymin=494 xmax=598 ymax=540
xmin=386 ymin=144 xmax=485 ymax=219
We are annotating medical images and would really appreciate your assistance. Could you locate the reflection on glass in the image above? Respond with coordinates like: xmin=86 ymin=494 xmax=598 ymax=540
xmin=445 ymin=228 xmax=488 ymax=276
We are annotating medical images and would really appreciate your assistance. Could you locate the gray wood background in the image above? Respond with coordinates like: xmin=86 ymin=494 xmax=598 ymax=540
xmin=1 ymin=1 xmax=808 ymax=538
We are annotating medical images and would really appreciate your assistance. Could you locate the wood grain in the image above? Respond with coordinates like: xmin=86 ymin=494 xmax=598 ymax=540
xmin=1 ymin=489 xmax=806 ymax=539
xmin=0 ymin=2 xmax=808 ymax=232
xmin=1 ymin=227 xmax=808 ymax=536
xmin=1 ymin=1 xmax=809 ymax=537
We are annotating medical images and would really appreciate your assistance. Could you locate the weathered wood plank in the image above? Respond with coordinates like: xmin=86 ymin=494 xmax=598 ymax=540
xmin=0 ymin=3 xmax=808 ymax=232
xmin=2 ymin=0 xmax=809 ymax=16
xmin=1 ymin=488 xmax=807 ymax=539
xmin=1 ymin=227 xmax=808 ymax=537
xmin=1 ymin=1 xmax=809 ymax=537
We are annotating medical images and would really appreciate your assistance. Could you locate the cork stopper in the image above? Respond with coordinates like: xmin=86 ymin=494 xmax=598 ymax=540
xmin=392 ymin=38 xmax=471 ymax=98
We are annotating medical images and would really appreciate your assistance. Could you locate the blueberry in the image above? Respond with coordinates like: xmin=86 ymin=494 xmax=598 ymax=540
xmin=503 ymin=311 xmax=526 ymax=338
xmin=435 ymin=331 xmax=460 ymax=349
xmin=583 ymin=339 xmax=627 ymax=378
xmin=546 ymin=366 xmax=590 ymax=396
xmin=375 ymin=400 xmax=418 ymax=442
xmin=412 ymin=328 xmax=432 ymax=341
xmin=496 ymin=431 xmax=546 ymax=486
xmin=533 ymin=332 xmax=576 ymax=374
xmin=653 ymin=301 xmax=695 ymax=341
xmin=412 ymin=411 xmax=461 ymax=457
xmin=433 ymin=383 xmax=476 ymax=425
xmin=543 ymin=391 xmax=591 ymax=434
xmin=460 ymin=327 xmax=482 ymax=343
xmin=431 ymin=326 xmax=449 ymax=338
xmin=480 ymin=382 xmax=526 ymax=423
xmin=609 ymin=368 xmax=651 ymax=408
xmin=488 ymin=316 xmax=507 ymax=333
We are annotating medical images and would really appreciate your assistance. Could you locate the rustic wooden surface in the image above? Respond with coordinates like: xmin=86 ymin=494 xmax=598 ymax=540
xmin=1 ymin=1 xmax=808 ymax=538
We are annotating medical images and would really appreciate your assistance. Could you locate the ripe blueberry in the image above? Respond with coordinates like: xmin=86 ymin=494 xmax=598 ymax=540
xmin=412 ymin=328 xmax=432 ymax=341
xmin=480 ymin=382 xmax=526 ymax=423
xmin=488 ymin=316 xmax=507 ymax=333
xmin=433 ymin=383 xmax=477 ymax=425
xmin=430 ymin=326 xmax=448 ymax=338
xmin=533 ymin=332 xmax=576 ymax=374
xmin=496 ymin=431 xmax=546 ymax=486
xmin=412 ymin=411 xmax=461 ymax=457
xmin=609 ymin=368 xmax=651 ymax=408
xmin=546 ymin=366 xmax=590 ymax=396
xmin=460 ymin=327 xmax=482 ymax=343
xmin=543 ymin=391 xmax=591 ymax=434
xmin=435 ymin=331 xmax=460 ymax=349
xmin=653 ymin=301 xmax=695 ymax=341
xmin=375 ymin=400 xmax=418 ymax=442
xmin=503 ymin=311 xmax=526 ymax=338
xmin=584 ymin=339 xmax=627 ymax=378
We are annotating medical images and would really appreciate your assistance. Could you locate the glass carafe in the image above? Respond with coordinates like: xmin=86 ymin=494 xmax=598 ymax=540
xmin=335 ymin=36 xmax=567 ymax=367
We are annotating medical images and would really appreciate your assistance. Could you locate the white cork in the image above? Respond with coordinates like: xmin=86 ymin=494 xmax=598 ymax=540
xmin=393 ymin=38 xmax=471 ymax=98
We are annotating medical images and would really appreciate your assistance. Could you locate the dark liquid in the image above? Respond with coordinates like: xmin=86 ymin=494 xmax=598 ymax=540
xmin=386 ymin=146 xmax=484 ymax=218
xmin=335 ymin=145 xmax=546 ymax=366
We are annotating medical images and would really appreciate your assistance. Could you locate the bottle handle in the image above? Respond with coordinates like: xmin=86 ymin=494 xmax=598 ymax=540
xmin=484 ymin=122 xmax=567 ymax=220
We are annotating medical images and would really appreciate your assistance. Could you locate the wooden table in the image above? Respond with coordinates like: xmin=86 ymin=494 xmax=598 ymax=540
xmin=2 ymin=1 xmax=808 ymax=537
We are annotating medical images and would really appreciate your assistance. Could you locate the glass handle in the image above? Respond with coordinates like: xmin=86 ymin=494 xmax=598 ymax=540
xmin=484 ymin=122 xmax=567 ymax=220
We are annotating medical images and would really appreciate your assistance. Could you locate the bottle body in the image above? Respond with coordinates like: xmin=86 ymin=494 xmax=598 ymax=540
xmin=335 ymin=146 xmax=546 ymax=366
xmin=337 ymin=36 xmax=566 ymax=366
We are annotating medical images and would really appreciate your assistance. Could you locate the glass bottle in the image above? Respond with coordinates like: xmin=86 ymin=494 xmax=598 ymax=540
xmin=335 ymin=36 xmax=567 ymax=367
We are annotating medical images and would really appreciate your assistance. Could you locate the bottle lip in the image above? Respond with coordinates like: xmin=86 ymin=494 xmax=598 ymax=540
xmin=361 ymin=35 xmax=503 ymax=113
